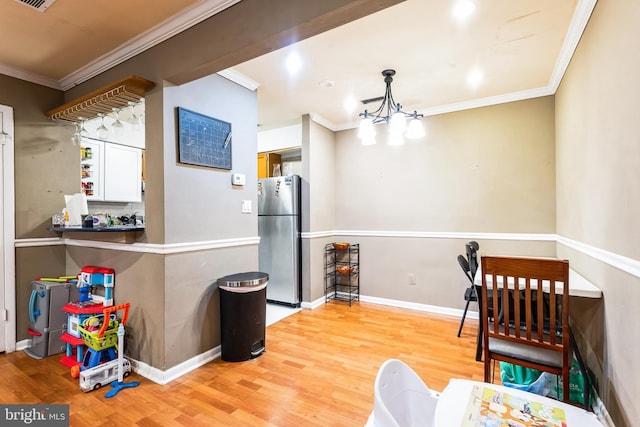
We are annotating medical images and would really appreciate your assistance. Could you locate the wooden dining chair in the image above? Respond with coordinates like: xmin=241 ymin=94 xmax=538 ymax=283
xmin=480 ymin=256 xmax=571 ymax=403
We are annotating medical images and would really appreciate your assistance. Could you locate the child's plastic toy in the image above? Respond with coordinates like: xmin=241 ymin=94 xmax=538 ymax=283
xmin=80 ymin=358 xmax=131 ymax=392
xmin=72 ymin=302 xmax=139 ymax=396
xmin=77 ymin=313 xmax=119 ymax=350
xmin=76 ymin=266 xmax=115 ymax=306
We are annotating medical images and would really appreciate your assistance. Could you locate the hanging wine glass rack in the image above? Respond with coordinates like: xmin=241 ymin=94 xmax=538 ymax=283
xmin=45 ymin=75 xmax=155 ymax=123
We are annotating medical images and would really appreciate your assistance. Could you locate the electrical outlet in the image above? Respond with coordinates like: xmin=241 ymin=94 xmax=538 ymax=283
xmin=408 ymin=273 xmax=416 ymax=285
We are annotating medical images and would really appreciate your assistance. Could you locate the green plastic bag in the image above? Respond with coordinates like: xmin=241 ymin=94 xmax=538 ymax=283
xmin=548 ymin=359 xmax=588 ymax=406
xmin=501 ymin=359 xmax=588 ymax=406
xmin=500 ymin=362 xmax=552 ymax=396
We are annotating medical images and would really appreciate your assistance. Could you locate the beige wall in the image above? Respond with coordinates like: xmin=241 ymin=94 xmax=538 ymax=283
xmin=334 ymin=97 xmax=556 ymax=233
xmin=556 ymin=1 xmax=640 ymax=426
xmin=301 ymin=115 xmax=338 ymax=301
xmin=330 ymin=97 xmax=557 ymax=309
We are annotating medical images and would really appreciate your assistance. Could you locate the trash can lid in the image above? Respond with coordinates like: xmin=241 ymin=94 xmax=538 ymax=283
xmin=217 ymin=272 xmax=268 ymax=289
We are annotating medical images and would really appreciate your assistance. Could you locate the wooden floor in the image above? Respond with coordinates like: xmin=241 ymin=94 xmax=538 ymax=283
xmin=0 ymin=301 xmax=493 ymax=426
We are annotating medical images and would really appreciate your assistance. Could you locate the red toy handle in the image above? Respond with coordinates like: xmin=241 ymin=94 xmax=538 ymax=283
xmin=96 ymin=302 xmax=130 ymax=338
xmin=27 ymin=328 xmax=42 ymax=336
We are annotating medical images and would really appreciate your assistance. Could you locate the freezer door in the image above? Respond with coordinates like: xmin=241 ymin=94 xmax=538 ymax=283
xmin=258 ymin=215 xmax=300 ymax=305
xmin=258 ymin=175 xmax=300 ymax=216
xmin=29 ymin=282 xmax=52 ymax=331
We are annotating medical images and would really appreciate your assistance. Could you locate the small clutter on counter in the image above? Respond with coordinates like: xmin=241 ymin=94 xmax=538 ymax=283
xmin=64 ymin=193 xmax=88 ymax=226
xmin=51 ymin=211 xmax=143 ymax=229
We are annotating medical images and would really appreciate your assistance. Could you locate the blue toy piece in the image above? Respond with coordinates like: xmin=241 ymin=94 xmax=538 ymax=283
xmin=105 ymin=323 xmax=139 ymax=398
xmin=80 ymin=347 xmax=117 ymax=371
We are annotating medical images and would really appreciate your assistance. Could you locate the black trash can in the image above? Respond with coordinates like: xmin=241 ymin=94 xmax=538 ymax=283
xmin=218 ymin=272 xmax=268 ymax=362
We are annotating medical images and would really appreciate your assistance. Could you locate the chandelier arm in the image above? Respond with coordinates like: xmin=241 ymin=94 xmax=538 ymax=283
xmin=359 ymin=69 xmax=424 ymax=125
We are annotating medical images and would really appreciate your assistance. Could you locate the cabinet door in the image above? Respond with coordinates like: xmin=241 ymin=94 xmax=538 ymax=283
xmin=103 ymin=143 xmax=142 ymax=202
xmin=267 ymin=153 xmax=281 ymax=177
xmin=257 ymin=153 xmax=267 ymax=179
xmin=80 ymin=139 xmax=104 ymax=201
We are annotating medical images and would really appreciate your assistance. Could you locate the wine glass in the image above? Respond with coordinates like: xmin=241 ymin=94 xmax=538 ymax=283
xmin=138 ymin=98 xmax=145 ymax=126
xmin=111 ymin=108 xmax=124 ymax=137
xmin=127 ymin=102 xmax=139 ymax=126
xmin=78 ymin=117 xmax=89 ymax=138
xmin=70 ymin=122 xmax=82 ymax=146
xmin=96 ymin=113 xmax=109 ymax=140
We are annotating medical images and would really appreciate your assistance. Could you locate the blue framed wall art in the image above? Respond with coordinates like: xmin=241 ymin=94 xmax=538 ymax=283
xmin=177 ymin=107 xmax=232 ymax=170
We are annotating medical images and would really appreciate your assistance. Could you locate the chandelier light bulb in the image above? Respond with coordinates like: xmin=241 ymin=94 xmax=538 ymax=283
xmin=358 ymin=116 xmax=376 ymax=141
xmin=406 ymin=116 xmax=426 ymax=140
xmin=389 ymin=109 xmax=407 ymax=135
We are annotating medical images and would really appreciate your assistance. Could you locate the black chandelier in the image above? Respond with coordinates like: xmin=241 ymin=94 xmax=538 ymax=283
xmin=357 ymin=69 xmax=425 ymax=146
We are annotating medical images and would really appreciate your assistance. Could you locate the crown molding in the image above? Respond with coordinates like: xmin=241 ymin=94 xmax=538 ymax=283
xmin=217 ymin=68 xmax=260 ymax=91
xmin=59 ymin=0 xmax=241 ymax=91
xmin=548 ymin=0 xmax=598 ymax=92
xmin=0 ymin=63 xmax=62 ymax=90
xmin=309 ymin=113 xmax=337 ymax=132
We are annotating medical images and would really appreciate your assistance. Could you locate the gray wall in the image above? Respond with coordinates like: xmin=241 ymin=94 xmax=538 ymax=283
xmin=160 ymin=73 xmax=259 ymax=367
xmin=0 ymin=74 xmax=73 ymax=341
xmin=556 ymin=1 xmax=640 ymax=426
xmin=162 ymin=74 xmax=258 ymax=244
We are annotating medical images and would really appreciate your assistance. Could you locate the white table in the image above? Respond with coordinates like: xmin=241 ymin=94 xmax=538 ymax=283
xmin=473 ymin=264 xmax=602 ymax=298
xmin=435 ymin=379 xmax=604 ymax=426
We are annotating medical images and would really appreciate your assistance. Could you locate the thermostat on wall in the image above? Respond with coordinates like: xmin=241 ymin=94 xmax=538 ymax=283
xmin=232 ymin=173 xmax=246 ymax=186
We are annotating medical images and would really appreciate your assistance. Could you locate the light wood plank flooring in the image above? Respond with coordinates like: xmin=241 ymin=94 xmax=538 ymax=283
xmin=0 ymin=301 xmax=490 ymax=426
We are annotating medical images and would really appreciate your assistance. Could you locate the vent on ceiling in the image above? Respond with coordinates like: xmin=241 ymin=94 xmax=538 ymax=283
xmin=361 ymin=96 xmax=384 ymax=105
xmin=14 ymin=0 xmax=56 ymax=12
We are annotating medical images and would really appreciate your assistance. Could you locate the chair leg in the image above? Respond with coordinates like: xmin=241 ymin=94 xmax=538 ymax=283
xmin=475 ymin=326 xmax=483 ymax=362
xmin=457 ymin=299 xmax=471 ymax=337
xmin=483 ymin=355 xmax=491 ymax=384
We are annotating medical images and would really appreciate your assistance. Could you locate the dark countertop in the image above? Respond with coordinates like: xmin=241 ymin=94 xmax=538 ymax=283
xmin=49 ymin=226 xmax=145 ymax=232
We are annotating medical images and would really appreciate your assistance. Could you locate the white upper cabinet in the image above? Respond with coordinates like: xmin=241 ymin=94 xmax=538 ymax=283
xmin=103 ymin=143 xmax=142 ymax=202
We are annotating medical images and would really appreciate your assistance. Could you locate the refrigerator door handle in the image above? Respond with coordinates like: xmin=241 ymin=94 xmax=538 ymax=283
xmin=27 ymin=327 xmax=42 ymax=336
xmin=29 ymin=290 xmax=41 ymax=323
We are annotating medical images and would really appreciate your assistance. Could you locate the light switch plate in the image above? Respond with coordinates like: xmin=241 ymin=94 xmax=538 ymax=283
xmin=241 ymin=200 xmax=252 ymax=213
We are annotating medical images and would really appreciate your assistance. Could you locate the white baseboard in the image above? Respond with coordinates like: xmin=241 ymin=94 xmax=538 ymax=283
xmin=16 ymin=339 xmax=30 ymax=351
xmin=359 ymin=294 xmax=478 ymax=320
xmin=129 ymin=345 xmax=221 ymax=385
xmin=301 ymin=296 xmax=325 ymax=309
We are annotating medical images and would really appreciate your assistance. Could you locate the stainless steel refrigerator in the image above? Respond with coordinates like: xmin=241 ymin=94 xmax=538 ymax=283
xmin=258 ymin=175 xmax=301 ymax=307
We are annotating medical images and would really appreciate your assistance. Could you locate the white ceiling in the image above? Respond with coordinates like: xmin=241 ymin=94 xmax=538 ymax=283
xmin=0 ymin=0 xmax=596 ymax=130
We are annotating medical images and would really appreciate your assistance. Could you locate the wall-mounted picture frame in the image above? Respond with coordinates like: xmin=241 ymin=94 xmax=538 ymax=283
xmin=177 ymin=107 xmax=232 ymax=170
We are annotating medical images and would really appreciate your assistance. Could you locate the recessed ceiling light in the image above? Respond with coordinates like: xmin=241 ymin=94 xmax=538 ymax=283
xmin=285 ymin=52 xmax=302 ymax=75
xmin=467 ymin=67 xmax=484 ymax=90
xmin=319 ymin=79 xmax=334 ymax=88
xmin=452 ymin=0 xmax=476 ymax=23
xmin=343 ymin=96 xmax=357 ymax=114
